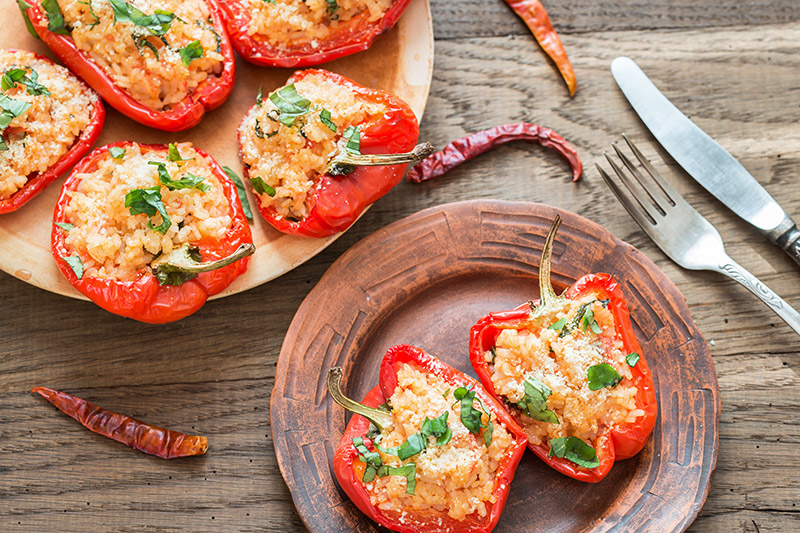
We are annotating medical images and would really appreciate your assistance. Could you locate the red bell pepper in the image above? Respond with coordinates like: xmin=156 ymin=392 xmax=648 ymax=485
xmin=328 ymin=344 xmax=528 ymax=532
xmin=51 ymin=141 xmax=254 ymax=324
xmin=218 ymin=0 xmax=414 ymax=68
xmin=469 ymin=216 xmax=657 ymax=483
xmin=239 ymin=69 xmax=430 ymax=238
xmin=20 ymin=0 xmax=235 ymax=131
xmin=0 ymin=50 xmax=105 ymax=214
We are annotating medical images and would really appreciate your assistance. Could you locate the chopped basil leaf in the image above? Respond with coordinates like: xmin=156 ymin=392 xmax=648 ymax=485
xmin=178 ymin=40 xmax=203 ymax=67
xmin=254 ymin=118 xmax=277 ymax=139
xmin=1 ymin=68 xmax=49 ymax=96
xmin=261 ymin=0 xmax=276 ymax=3
xmin=490 ymin=346 xmax=497 ymax=364
xmin=579 ymin=306 xmax=602 ymax=334
xmin=377 ymin=432 xmax=427 ymax=461
xmin=148 ymin=162 xmax=209 ymax=192
xmin=0 ymin=94 xmax=32 ymax=151
xmin=319 ymin=108 xmax=336 ymax=132
xmin=250 ymin=177 xmax=275 ymax=197
xmin=110 ymin=0 xmax=177 ymax=36
xmin=167 ymin=143 xmax=192 ymax=162
xmin=194 ymin=20 xmax=221 ymax=52
xmin=342 ymin=125 xmax=361 ymax=154
xmin=548 ymin=436 xmax=600 ymax=468
xmin=268 ymin=84 xmax=312 ymax=127
xmin=61 ymin=255 xmax=84 ymax=279
xmin=134 ymin=37 xmax=159 ymax=59
xmin=421 ymin=411 xmax=452 ymax=446
xmin=77 ymin=0 xmax=100 ymax=29
xmin=587 ymin=363 xmax=622 ymax=390
xmin=325 ymin=0 xmax=339 ymax=19
xmin=17 ymin=0 xmax=39 ymax=40
xmin=484 ymin=420 xmax=494 ymax=448
xmin=222 ymin=166 xmax=253 ymax=220
xmin=548 ymin=317 xmax=567 ymax=331
xmin=516 ymin=375 xmax=559 ymax=424
xmin=453 ymin=386 xmax=492 ymax=443
xmin=386 ymin=463 xmax=416 ymax=494
xmin=353 ymin=436 xmax=382 ymax=483
xmin=54 ymin=222 xmax=74 ymax=231
xmin=255 ymin=85 xmax=263 ymax=106
xmin=42 ymin=0 xmax=70 ymax=35
xmin=124 ymin=185 xmax=171 ymax=233
xmin=626 ymin=352 xmax=640 ymax=367
xmin=442 ymin=388 xmax=450 ymax=400
xmin=109 ymin=146 xmax=126 ymax=159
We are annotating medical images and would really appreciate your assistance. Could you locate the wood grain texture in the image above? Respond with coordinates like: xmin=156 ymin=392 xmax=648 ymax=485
xmin=272 ymin=200 xmax=720 ymax=532
xmin=2 ymin=1 xmax=800 ymax=531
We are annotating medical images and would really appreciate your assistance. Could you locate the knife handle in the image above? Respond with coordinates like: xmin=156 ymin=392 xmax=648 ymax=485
xmin=773 ymin=225 xmax=800 ymax=266
xmin=717 ymin=258 xmax=800 ymax=337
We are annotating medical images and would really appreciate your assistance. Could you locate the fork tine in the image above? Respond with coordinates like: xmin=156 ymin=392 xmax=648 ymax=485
xmin=602 ymin=152 xmax=661 ymax=224
xmin=622 ymin=134 xmax=685 ymax=207
xmin=612 ymin=143 xmax=671 ymax=213
xmin=595 ymin=161 xmax=658 ymax=230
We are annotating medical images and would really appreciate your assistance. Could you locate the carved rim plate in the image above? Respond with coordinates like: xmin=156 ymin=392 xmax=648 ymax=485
xmin=271 ymin=200 xmax=720 ymax=532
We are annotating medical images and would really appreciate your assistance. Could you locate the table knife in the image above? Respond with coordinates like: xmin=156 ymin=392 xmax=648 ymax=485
xmin=611 ymin=56 xmax=800 ymax=265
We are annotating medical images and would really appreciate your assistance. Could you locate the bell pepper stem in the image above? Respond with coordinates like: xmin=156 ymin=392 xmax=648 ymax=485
xmin=327 ymin=143 xmax=434 ymax=176
xmin=327 ymin=367 xmax=393 ymax=433
xmin=151 ymin=243 xmax=255 ymax=286
xmin=535 ymin=215 xmax=562 ymax=315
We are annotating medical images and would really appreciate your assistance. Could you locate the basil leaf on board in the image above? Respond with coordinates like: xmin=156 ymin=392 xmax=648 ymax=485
xmin=421 ymin=412 xmax=452 ymax=446
xmin=222 ymin=166 xmax=253 ymax=220
xmin=548 ymin=436 xmax=600 ymax=468
xmin=377 ymin=432 xmax=427 ymax=461
xmin=124 ymin=185 xmax=171 ymax=233
xmin=516 ymin=375 xmax=559 ymax=424
xmin=61 ymin=255 xmax=84 ymax=279
xmin=587 ymin=363 xmax=622 ymax=390
xmin=109 ymin=146 xmax=126 ymax=159
xmin=178 ymin=40 xmax=203 ymax=67
xmin=342 ymin=125 xmax=361 ymax=154
xmin=42 ymin=0 xmax=70 ymax=35
xmin=54 ymin=222 xmax=74 ymax=231
xmin=17 ymin=0 xmax=40 ymax=40
xmin=255 ymin=85 xmax=263 ymax=106
xmin=626 ymin=352 xmax=640 ymax=367
xmin=319 ymin=108 xmax=336 ymax=132
xmin=250 ymin=177 xmax=275 ymax=197
xmin=268 ymin=84 xmax=311 ymax=127
xmin=1 ymin=68 xmax=49 ymax=96
xmin=148 ymin=161 xmax=209 ymax=191
xmin=167 ymin=143 xmax=192 ymax=162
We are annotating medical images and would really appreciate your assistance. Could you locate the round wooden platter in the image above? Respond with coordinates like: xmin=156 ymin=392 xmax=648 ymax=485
xmin=272 ymin=200 xmax=720 ymax=533
xmin=0 ymin=0 xmax=433 ymax=300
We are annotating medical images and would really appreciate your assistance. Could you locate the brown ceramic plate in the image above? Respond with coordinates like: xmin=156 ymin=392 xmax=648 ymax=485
xmin=0 ymin=0 xmax=433 ymax=299
xmin=271 ymin=200 xmax=720 ymax=532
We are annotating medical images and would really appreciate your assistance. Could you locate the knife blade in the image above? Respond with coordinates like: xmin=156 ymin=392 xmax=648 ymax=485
xmin=611 ymin=56 xmax=800 ymax=265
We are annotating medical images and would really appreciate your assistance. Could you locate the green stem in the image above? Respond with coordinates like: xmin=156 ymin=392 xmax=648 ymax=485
xmin=534 ymin=215 xmax=562 ymax=316
xmin=327 ymin=367 xmax=393 ymax=434
xmin=151 ymin=243 xmax=255 ymax=286
xmin=327 ymin=142 xmax=434 ymax=176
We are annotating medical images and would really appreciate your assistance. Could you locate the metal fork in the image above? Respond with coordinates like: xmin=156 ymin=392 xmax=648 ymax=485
xmin=597 ymin=135 xmax=800 ymax=336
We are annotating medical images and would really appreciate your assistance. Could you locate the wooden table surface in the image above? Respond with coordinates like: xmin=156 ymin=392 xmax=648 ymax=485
xmin=2 ymin=1 xmax=799 ymax=531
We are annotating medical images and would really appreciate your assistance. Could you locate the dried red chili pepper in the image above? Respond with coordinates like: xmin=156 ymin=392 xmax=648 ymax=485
xmin=0 ymin=50 xmax=105 ymax=215
xmin=33 ymin=386 xmax=208 ymax=459
xmin=52 ymin=141 xmax=254 ymax=324
xmin=20 ymin=0 xmax=235 ymax=131
xmin=328 ymin=344 xmax=528 ymax=532
xmin=503 ymin=0 xmax=576 ymax=96
xmin=406 ymin=123 xmax=582 ymax=184
xmin=469 ymin=216 xmax=657 ymax=483
xmin=219 ymin=0 xmax=414 ymax=68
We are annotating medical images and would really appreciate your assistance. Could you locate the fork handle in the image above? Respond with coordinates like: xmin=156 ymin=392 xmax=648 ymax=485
xmin=715 ymin=257 xmax=800 ymax=336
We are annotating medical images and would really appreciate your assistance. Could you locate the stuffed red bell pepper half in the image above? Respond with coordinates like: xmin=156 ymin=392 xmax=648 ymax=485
xmin=237 ymin=68 xmax=431 ymax=238
xmin=52 ymin=141 xmax=254 ymax=323
xmin=328 ymin=344 xmax=528 ymax=532
xmin=19 ymin=0 xmax=235 ymax=131
xmin=218 ymin=0 xmax=414 ymax=68
xmin=0 ymin=48 xmax=104 ymax=214
xmin=469 ymin=216 xmax=658 ymax=483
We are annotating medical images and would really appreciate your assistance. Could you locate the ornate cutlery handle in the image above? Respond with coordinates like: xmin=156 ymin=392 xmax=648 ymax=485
xmin=765 ymin=218 xmax=800 ymax=266
xmin=716 ymin=257 xmax=800 ymax=336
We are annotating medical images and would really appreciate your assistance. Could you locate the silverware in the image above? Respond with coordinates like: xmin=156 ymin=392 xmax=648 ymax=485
xmin=610 ymin=56 xmax=800 ymax=265
xmin=597 ymin=135 xmax=800 ymax=337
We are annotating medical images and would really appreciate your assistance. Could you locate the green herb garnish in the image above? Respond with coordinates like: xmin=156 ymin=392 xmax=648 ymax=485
xmin=548 ymin=436 xmax=600 ymax=468
xmin=54 ymin=222 xmax=74 ymax=231
xmin=377 ymin=432 xmax=427 ymax=461
xmin=17 ymin=0 xmax=39 ymax=40
xmin=453 ymin=386 xmax=493 ymax=445
xmin=250 ymin=177 xmax=275 ymax=197
xmin=1 ymin=67 xmax=49 ymax=96
xmin=222 ymin=165 xmax=253 ymax=220
xmin=0 ymin=94 xmax=32 ymax=151
xmin=319 ymin=108 xmax=336 ymax=132
xmin=109 ymin=0 xmax=176 ymax=35
xmin=61 ymin=255 xmax=84 ymax=279
xmin=516 ymin=375 xmax=559 ymax=424
xmin=124 ymin=185 xmax=171 ymax=233
xmin=77 ymin=0 xmax=100 ymax=29
xmin=42 ymin=0 xmax=70 ymax=35
xmin=490 ymin=346 xmax=497 ymax=364
xmin=421 ymin=411 xmax=452 ymax=446
xmin=149 ymin=161 xmax=209 ymax=192
xmin=268 ymin=84 xmax=311 ymax=127
xmin=167 ymin=143 xmax=192 ymax=162
xmin=382 ymin=464 xmax=416 ymax=494
xmin=626 ymin=352 xmax=640 ymax=367
xmin=342 ymin=125 xmax=361 ymax=154
xmin=587 ymin=363 xmax=622 ymax=390
xmin=325 ymin=0 xmax=339 ymax=19
xmin=548 ymin=317 xmax=567 ymax=331
xmin=353 ymin=436 xmax=382 ymax=482
xmin=109 ymin=146 xmax=126 ymax=159
xmin=255 ymin=85 xmax=263 ymax=106
xmin=178 ymin=40 xmax=203 ymax=67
